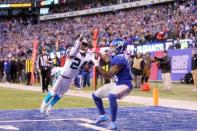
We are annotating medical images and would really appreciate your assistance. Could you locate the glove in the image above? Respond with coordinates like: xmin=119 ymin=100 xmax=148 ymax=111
xmin=79 ymin=30 xmax=90 ymax=41
xmin=91 ymin=54 xmax=100 ymax=67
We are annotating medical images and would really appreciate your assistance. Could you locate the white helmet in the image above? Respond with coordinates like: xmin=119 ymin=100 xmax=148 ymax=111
xmin=80 ymin=38 xmax=88 ymax=53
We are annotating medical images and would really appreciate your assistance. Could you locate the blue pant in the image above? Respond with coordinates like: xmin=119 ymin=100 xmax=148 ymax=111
xmin=74 ymin=75 xmax=82 ymax=88
xmin=83 ymin=72 xmax=90 ymax=87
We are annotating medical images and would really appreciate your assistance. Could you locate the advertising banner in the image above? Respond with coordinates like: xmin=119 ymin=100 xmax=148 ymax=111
xmin=10 ymin=3 xmax=31 ymax=8
xmin=31 ymin=40 xmax=39 ymax=84
xmin=168 ymin=48 xmax=192 ymax=81
xmin=149 ymin=48 xmax=193 ymax=81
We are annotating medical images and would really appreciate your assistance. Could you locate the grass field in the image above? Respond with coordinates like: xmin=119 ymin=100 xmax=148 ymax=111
xmin=0 ymin=87 xmax=140 ymax=110
xmin=1 ymin=81 xmax=196 ymax=110
xmin=130 ymin=83 xmax=197 ymax=101
xmin=73 ymin=82 xmax=197 ymax=102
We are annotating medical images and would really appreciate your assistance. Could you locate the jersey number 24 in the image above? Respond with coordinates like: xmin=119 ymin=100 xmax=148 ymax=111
xmin=70 ymin=57 xmax=88 ymax=70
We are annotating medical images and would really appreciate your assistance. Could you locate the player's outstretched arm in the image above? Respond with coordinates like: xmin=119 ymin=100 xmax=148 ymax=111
xmin=66 ymin=31 xmax=87 ymax=58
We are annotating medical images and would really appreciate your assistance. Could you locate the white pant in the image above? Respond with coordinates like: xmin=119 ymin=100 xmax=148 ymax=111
xmin=51 ymin=76 xmax=72 ymax=97
xmin=94 ymin=83 xmax=132 ymax=99
xmin=161 ymin=73 xmax=172 ymax=90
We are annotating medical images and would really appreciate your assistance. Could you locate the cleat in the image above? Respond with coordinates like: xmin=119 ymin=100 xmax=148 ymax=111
xmin=46 ymin=105 xmax=52 ymax=116
xmin=40 ymin=100 xmax=49 ymax=114
xmin=107 ymin=121 xmax=117 ymax=130
xmin=95 ymin=114 xmax=108 ymax=124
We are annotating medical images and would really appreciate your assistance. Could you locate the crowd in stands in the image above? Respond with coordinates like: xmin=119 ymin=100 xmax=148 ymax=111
xmin=0 ymin=0 xmax=196 ymax=60
xmin=0 ymin=0 xmax=196 ymax=88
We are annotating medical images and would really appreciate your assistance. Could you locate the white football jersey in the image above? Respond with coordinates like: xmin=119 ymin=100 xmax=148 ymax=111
xmin=61 ymin=52 xmax=93 ymax=79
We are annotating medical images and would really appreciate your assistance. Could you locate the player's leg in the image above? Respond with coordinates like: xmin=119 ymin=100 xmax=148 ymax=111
xmin=45 ymin=78 xmax=71 ymax=115
xmin=107 ymin=84 xmax=132 ymax=130
xmin=40 ymin=75 xmax=63 ymax=114
xmin=92 ymin=83 xmax=115 ymax=124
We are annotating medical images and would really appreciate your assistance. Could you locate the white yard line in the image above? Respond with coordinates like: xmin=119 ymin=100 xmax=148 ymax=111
xmin=0 ymin=118 xmax=107 ymax=131
xmin=0 ymin=125 xmax=19 ymax=130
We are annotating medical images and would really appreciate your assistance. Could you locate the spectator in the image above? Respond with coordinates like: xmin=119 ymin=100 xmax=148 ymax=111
xmin=131 ymin=53 xmax=145 ymax=88
xmin=191 ymin=49 xmax=197 ymax=91
xmin=155 ymin=50 xmax=172 ymax=91
xmin=141 ymin=52 xmax=152 ymax=85
xmin=82 ymin=63 xmax=92 ymax=87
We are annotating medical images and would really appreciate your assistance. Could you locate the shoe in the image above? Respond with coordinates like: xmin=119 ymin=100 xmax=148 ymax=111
xmin=46 ymin=105 xmax=52 ymax=116
xmin=95 ymin=114 xmax=108 ymax=124
xmin=107 ymin=121 xmax=117 ymax=130
xmin=40 ymin=100 xmax=49 ymax=114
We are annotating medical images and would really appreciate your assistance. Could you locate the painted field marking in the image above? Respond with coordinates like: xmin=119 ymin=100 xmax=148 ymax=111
xmin=0 ymin=118 xmax=93 ymax=123
xmin=77 ymin=123 xmax=109 ymax=131
xmin=0 ymin=118 xmax=109 ymax=131
xmin=0 ymin=125 xmax=19 ymax=130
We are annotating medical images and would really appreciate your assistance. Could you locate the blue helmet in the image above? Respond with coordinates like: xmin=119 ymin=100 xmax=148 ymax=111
xmin=110 ymin=38 xmax=127 ymax=54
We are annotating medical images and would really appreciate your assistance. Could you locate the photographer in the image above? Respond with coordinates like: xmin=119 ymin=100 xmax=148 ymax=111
xmin=155 ymin=50 xmax=172 ymax=91
xmin=191 ymin=49 xmax=197 ymax=91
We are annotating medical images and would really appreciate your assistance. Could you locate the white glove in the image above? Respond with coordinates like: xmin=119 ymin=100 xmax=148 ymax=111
xmin=79 ymin=30 xmax=89 ymax=40
xmin=91 ymin=54 xmax=100 ymax=67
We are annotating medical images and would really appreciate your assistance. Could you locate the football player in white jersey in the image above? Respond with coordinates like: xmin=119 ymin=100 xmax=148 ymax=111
xmin=40 ymin=31 xmax=93 ymax=115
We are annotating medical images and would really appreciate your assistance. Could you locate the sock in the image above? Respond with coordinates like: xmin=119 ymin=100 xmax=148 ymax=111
xmin=50 ymin=95 xmax=61 ymax=106
xmin=108 ymin=94 xmax=117 ymax=122
xmin=92 ymin=93 xmax=105 ymax=115
xmin=44 ymin=92 xmax=53 ymax=104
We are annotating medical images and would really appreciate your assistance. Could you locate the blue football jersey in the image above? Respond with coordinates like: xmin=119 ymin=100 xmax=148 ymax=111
xmin=111 ymin=54 xmax=132 ymax=88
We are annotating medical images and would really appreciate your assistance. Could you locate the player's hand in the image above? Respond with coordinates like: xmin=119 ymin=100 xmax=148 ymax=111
xmin=79 ymin=30 xmax=89 ymax=40
xmin=91 ymin=54 xmax=100 ymax=67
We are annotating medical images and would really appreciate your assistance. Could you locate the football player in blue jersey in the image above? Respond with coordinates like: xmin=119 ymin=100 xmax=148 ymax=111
xmin=91 ymin=38 xmax=133 ymax=130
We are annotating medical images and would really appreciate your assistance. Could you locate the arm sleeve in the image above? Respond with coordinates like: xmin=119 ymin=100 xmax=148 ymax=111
xmin=160 ymin=57 xmax=170 ymax=65
xmin=66 ymin=39 xmax=81 ymax=57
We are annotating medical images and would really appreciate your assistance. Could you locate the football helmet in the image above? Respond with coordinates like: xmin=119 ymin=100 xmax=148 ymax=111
xmin=110 ymin=38 xmax=127 ymax=54
xmin=80 ymin=38 xmax=88 ymax=53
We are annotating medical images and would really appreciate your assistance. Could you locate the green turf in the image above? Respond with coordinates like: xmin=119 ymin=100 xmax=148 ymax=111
xmin=72 ymin=82 xmax=197 ymax=102
xmin=0 ymin=87 xmax=140 ymax=110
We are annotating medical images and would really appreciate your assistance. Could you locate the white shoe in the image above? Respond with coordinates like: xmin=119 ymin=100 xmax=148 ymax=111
xmin=40 ymin=100 xmax=49 ymax=114
xmin=46 ymin=105 xmax=52 ymax=116
xmin=95 ymin=114 xmax=108 ymax=124
xmin=107 ymin=121 xmax=117 ymax=130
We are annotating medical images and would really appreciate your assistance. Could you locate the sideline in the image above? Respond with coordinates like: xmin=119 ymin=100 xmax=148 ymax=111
xmin=1 ymin=83 xmax=197 ymax=110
